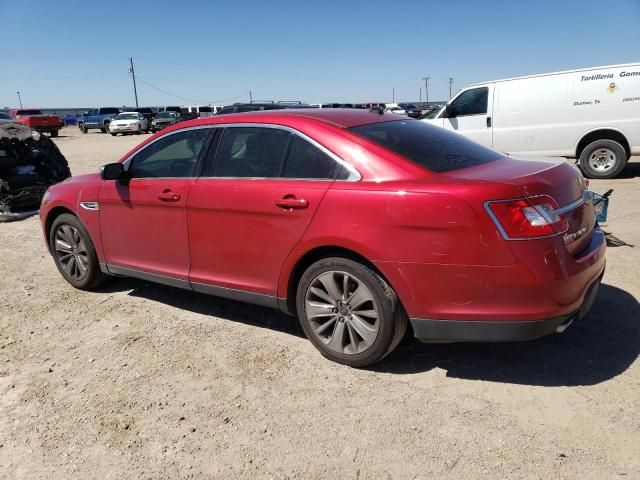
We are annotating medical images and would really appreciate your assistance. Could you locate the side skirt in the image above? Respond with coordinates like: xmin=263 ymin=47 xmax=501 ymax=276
xmin=102 ymin=263 xmax=285 ymax=312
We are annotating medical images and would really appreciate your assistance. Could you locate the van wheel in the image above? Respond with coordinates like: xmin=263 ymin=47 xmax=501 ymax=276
xmin=579 ymin=139 xmax=627 ymax=179
xmin=296 ymin=257 xmax=407 ymax=367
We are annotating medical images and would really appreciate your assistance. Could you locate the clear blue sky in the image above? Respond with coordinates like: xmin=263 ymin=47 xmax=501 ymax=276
xmin=1 ymin=0 xmax=639 ymax=108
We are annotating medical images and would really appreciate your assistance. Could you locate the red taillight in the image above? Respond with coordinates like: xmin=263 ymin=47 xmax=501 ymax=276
xmin=486 ymin=196 xmax=569 ymax=240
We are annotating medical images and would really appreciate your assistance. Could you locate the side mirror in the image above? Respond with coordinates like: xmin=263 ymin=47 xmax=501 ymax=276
xmin=445 ymin=103 xmax=453 ymax=118
xmin=100 ymin=163 xmax=126 ymax=180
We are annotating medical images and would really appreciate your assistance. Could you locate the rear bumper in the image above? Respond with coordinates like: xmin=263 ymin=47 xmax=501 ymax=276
xmin=411 ymin=268 xmax=603 ymax=342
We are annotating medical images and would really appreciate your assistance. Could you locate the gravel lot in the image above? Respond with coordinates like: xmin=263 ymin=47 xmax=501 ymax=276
xmin=1 ymin=127 xmax=639 ymax=479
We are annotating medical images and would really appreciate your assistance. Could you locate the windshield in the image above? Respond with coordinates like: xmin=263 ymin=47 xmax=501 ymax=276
xmin=349 ymin=120 xmax=501 ymax=173
xmin=0 ymin=113 xmax=10 ymax=119
xmin=156 ymin=112 xmax=176 ymax=119
xmin=17 ymin=109 xmax=43 ymax=116
xmin=115 ymin=113 xmax=138 ymax=120
xmin=421 ymin=108 xmax=441 ymax=120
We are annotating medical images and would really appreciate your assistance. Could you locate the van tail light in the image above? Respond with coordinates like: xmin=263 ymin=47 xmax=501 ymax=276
xmin=485 ymin=195 xmax=569 ymax=240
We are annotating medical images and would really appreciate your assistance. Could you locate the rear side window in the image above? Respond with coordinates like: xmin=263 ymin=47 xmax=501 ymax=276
xmin=283 ymin=135 xmax=336 ymax=179
xmin=350 ymin=120 xmax=501 ymax=173
xmin=100 ymin=108 xmax=120 ymax=115
xmin=213 ymin=127 xmax=290 ymax=177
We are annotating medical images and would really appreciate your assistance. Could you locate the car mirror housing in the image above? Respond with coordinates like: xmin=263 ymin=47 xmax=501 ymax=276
xmin=444 ymin=103 xmax=453 ymax=118
xmin=100 ymin=162 xmax=126 ymax=180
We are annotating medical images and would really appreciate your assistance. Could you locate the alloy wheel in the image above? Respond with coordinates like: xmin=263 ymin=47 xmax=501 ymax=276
xmin=54 ymin=224 xmax=89 ymax=281
xmin=304 ymin=270 xmax=380 ymax=355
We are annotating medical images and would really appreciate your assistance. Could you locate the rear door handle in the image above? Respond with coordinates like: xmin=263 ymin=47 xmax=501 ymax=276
xmin=275 ymin=197 xmax=308 ymax=210
xmin=158 ymin=190 xmax=181 ymax=202
xmin=486 ymin=116 xmax=492 ymax=128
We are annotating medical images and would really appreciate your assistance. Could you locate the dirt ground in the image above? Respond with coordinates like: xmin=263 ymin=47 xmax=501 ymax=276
xmin=1 ymin=126 xmax=639 ymax=479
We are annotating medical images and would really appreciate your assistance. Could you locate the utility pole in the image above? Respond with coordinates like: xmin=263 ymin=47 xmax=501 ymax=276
xmin=448 ymin=77 xmax=454 ymax=99
xmin=392 ymin=88 xmax=395 ymax=103
xmin=419 ymin=87 xmax=422 ymax=103
xmin=129 ymin=57 xmax=139 ymax=108
xmin=422 ymin=77 xmax=430 ymax=104
xmin=249 ymin=90 xmax=253 ymax=103
xmin=16 ymin=91 xmax=22 ymax=108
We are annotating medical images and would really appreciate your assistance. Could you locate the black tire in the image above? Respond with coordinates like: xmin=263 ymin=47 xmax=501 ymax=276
xmin=50 ymin=130 xmax=59 ymax=138
xmin=296 ymin=257 xmax=407 ymax=367
xmin=101 ymin=122 xmax=110 ymax=134
xmin=79 ymin=123 xmax=87 ymax=134
xmin=136 ymin=124 xmax=141 ymax=134
xmin=111 ymin=132 xmax=117 ymax=136
xmin=49 ymin=213 xmax=109 ymax=290
xmin=579 ymin=139 xmax=627 ymax=179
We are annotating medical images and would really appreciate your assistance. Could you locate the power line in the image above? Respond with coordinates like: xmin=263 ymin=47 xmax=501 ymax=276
xmin=134 ymin=75 xmax=249 ymax=104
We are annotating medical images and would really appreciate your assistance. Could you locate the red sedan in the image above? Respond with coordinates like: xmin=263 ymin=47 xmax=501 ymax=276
xmin=40 ymin=109 xmax=606 ymax=366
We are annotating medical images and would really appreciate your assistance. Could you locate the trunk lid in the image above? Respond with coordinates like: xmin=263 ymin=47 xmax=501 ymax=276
xmin=444 ymin=156 xmax=596 ymax=255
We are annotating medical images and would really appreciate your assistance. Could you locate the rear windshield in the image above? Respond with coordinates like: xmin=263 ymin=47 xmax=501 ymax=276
xmin=17 ymin=109 xmax=43 ymax=115
xmin=349 ymin=120 xmax=501 ymax=173
xmin=198 ymin=106 xmax=212 ymax=112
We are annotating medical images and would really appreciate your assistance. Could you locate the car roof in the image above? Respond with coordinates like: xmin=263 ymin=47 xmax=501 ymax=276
xmin=184 ymin=108 xmax=403 ymax=129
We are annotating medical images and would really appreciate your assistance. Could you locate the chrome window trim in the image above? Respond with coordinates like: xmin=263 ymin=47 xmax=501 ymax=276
xmin=120 ymin=123 xmax=361 ymax=181
xmin=121 ymin=125 xmax=215 ymax=171
xmin=208 ymin=123 xmax=360 ymax=181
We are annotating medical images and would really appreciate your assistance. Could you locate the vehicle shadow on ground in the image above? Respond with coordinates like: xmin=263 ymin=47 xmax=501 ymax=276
xmin=617 ymin=160 xmax=640 ymax=179
xmin=97 ymin=280 xmax=638 ymax=386
xmin=96 ymin=278 xmax=305 ymax=338
xmin=378 ymin=284 xmax=640 ymax=386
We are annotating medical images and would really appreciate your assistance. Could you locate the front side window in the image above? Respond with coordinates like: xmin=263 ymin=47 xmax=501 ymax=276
xmin=448 ymin=87 xmax=488 ymax=117
xmin=350 ymin=120 xmax=500 ymax=173
xmin=213 ymin=127 xmax=289 ymax=178
xmin=283 ymin=135 xmax=337 ymax=179
xmin=128 ymin=128 xmax=210 ymax=178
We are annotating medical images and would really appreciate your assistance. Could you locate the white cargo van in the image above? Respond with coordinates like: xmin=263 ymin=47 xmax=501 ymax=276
xmin=422 ymin=63 xmax=640 ymax=178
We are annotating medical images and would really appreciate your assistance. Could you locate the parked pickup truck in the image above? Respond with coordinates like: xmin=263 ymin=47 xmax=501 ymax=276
xmin=77 ymin=107 xmax=120 ymax=133
xmin=8 ymin=109 xmax=62 ymax=137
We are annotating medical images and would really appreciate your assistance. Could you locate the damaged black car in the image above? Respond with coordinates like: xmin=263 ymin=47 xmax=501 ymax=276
xmin=0 ymin=123 xmax=71 ymax=221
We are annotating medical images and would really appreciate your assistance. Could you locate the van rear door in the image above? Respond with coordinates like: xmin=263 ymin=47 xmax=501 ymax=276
xmin=439 ymin=84 xmax=494 ymax=148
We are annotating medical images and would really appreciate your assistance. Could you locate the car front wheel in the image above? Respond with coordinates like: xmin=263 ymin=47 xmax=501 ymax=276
xmin=296 ymin=257 xmax=407 ymax=367
xmin=49 ymin=213 xmax=109 ymax=290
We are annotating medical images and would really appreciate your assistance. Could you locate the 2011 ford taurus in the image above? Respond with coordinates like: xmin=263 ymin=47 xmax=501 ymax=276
xmin=40 ymin=109 xmax=606 ymax=367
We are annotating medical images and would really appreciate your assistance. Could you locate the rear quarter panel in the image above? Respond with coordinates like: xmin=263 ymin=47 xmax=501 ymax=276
xmin=278 ymin=180 xmax=519 ymax=310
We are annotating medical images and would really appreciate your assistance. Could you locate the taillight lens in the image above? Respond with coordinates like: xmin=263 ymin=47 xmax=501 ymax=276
xmin=486 ymin=196 xmax=569 ymax=239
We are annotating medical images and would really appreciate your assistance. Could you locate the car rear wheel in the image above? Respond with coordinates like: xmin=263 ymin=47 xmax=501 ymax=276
xmin=79 ymin=123 xmax=87 ymax=134
xmin=136 ymin=124 xmax=141 ymax=134
xmin=49 ymin=213 xmax=109 ymax=290
xmin=296 ymin=257 xmax=407 ymax=367
xmin=50 ymin=130 xmax=59 ymax=138
xmin=101 ymin=123 xmax=110 ymax=134
xmin=579 ymin=139 xmax=627 ymax=179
